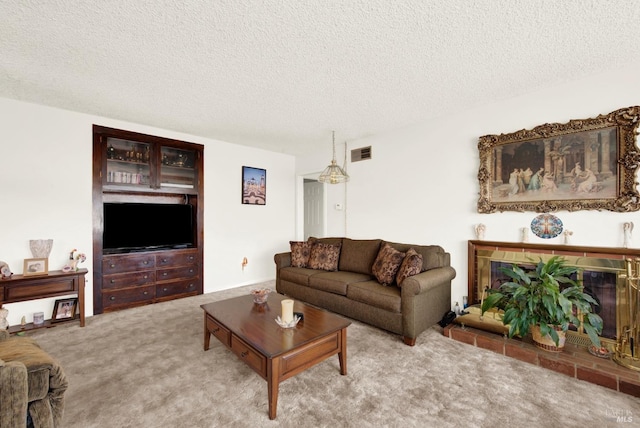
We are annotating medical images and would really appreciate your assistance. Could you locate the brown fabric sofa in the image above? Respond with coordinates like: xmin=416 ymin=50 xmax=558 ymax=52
xmin=0 ymin=330 xmax=68 ymax=428
xmin=274 ymin=237 xmax=456 ymax=345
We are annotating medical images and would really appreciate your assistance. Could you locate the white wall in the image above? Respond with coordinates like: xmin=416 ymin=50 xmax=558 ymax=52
xmin=0 ymin=98 xmax=295 ymax=326
xmin=297 ymin=63 xmax=640 ymax=310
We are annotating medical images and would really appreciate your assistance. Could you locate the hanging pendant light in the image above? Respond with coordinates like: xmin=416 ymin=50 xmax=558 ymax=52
xmin=318 ymin=131 xmax=350 ymax=184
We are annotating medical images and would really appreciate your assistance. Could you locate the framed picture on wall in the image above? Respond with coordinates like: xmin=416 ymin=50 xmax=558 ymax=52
xmin=477 ymin=106 xmax=640 ymax=213
xmin=242 ymin=166 xmax=266 ymax=205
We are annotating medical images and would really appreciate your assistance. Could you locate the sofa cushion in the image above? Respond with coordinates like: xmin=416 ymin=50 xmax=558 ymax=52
xmin=289 ymin=241 xmax=312 ymax=268
xmin=346 ymin=280 xmax=402 ymax=312
xmin=279 ymin=267 xmax=322 ymax=286
xmin=396 ymin=248 xmax=423 ymax=287
xmin=308 ymin=271 xmax=372 ymax=295
xmin=338 ymin=238 xmax=381 ymax=275
xmin=308 ymin=242 xmax=342 ymax=271
xmin=372 ymin=243 xmax=406 ymax=285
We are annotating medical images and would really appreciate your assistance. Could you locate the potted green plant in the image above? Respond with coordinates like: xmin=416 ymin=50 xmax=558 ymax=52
xmin=481 ymin=256 xmax=603 ymax=352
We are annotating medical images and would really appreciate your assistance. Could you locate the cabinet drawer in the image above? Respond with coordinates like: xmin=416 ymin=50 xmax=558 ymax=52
xmin=102 ymin=271 xmax=155 ymax=290
xmin=103 ymin=254 xmax=155 ymax=274
xmin=102 ymin=285 xmax=155 ymax=309
xmin=156 ymin=266 xmax=198 ymax=282
xmin=156 ymin=279 xmax=200 ymax=299
xmin=6 ymin=278 xmax=75 ymax=300
xmin=231 ymin=335 xmax=266 ymax=377
xmin=206 ymin=316 xmax=230 ymax=347
xmin=156 ymin=251 xmax=198 ymax=267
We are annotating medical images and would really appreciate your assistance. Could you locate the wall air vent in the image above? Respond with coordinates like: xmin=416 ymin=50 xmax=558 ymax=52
xmin=351 ymin=146 xmax=372 ymax=162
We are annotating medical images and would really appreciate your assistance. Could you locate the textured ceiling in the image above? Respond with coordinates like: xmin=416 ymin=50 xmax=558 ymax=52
xmin=1 ymin=1 xmax=639 ymax=156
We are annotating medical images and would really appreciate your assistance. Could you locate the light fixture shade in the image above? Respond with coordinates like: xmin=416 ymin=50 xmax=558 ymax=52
xmin=318 ymin=160 xmax=349 ymax=184
xmin=318 ymin=131 xmax=350 ymax=184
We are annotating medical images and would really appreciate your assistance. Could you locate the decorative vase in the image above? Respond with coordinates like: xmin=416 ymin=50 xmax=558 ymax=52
xmin=531 ymin=325 xmax=566 ymax=352
xmin=70 ymin=260 xmax=79 ymax=271
xmin=29 ymin=239 xmax=53 ymax=258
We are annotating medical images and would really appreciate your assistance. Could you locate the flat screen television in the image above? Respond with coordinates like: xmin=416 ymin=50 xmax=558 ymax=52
xmin=103 ymin=203 xmax=195 ymax=254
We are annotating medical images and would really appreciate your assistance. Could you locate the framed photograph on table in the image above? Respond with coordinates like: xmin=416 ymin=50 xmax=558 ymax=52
xmin=477 ymin=106 xmax=640 ymax=213
xmin=52 ymin=298 xmax=78 ymax=322
xmin=23 ymin=258 xmax=48 ymax=276
xmin=242 ymin=166 xmax=266 ymax=205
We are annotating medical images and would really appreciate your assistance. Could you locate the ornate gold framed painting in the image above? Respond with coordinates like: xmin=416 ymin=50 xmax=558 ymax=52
xmin=477 ymin=106 xmax=640 ymax=213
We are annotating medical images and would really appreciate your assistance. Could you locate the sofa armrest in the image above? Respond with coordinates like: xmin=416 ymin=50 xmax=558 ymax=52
xmin=401 ymin=266 xmax=457 ymax=296
xmin=400 ymin=266 xmax=456 ymax=344
xmin=274 ymin=252 xmax=292 ymax=269
xmin=0 ymin=358 xmax=29 ymax=428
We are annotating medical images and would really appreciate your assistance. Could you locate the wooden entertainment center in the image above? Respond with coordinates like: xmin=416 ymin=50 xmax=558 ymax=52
xmin=92 ymin=125 xmax=204 ymax=314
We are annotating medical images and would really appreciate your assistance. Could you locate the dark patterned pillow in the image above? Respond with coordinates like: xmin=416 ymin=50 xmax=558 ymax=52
xmin=396 ymin=248 xmax=423 ymax=287
xmin=290 ymin=241 xmax=312 ymax=268
xmin=372 ymin=243 xmax=406 ymax=286
xmin=308 ymin=242 xmax=342 ymax=271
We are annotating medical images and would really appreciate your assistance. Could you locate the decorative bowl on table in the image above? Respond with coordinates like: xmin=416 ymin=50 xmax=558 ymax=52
xmin=250 ymin=287 xmax=271 ymax=304
xmin=275 ymin=315 xmax=301 ymax=329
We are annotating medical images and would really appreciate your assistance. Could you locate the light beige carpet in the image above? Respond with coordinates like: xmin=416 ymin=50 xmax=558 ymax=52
xmin=30 ymin=280 xmax=640 ymax=427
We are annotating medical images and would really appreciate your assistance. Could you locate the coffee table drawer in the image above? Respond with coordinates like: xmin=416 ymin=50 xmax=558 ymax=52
xmin=231 ymin=335 xmax=266 ymax=377
xmin=207 ymin=317 xmax=230 ymax=347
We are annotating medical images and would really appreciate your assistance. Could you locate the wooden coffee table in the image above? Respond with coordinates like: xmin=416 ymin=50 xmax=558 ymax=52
xmin=201 ymin=293 xmax=351 ymax=420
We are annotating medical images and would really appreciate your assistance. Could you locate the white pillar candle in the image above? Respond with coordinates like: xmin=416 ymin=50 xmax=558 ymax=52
xmin=281 ymin=299 xmax=294 ymax=323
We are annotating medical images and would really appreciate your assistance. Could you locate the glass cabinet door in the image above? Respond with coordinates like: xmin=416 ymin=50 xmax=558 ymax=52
xmin=160 ymin=147 xmax=196 ymax=189
xmin=105 ymin=138 xmax=151 ymax=187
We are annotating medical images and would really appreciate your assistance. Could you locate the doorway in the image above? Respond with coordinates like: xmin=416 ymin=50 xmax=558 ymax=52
xmin=303 ymin=177 xmax=325 ymax=240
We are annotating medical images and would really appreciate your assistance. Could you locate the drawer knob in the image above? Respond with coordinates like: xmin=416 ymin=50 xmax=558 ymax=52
xmin=189 ymin=283 xmax=194 ymax=288
xmin=110 ymin=279 xmax=115 ymax=283
xmin=212 ymin=327 xmax=220 ymax=333
xmin=240 ymin=351 xmax=248 ymax=358
xmin=143 ymin=275 xmax=148 ymax=279
xmin=188 ymin=256 xmax=194 ymax=260
xmin=110 ymin=296 xmax=116 ymax=301
xmin=143 ymin=261 xmax=149 ymax=265
xmin=143 ymin=291 xmax=148 ymax=295
xmin=163 ymin=272 xmax=168 ymax=276
xmin=189 ymin=269 xmax=194 ymax=273
xmin=163 ymin=287 xmax=168 ymax=292
xmin=162 ymin=258 xmax=167 ymax=263
xmin=110 ymin=264 xmax=115 ymax=268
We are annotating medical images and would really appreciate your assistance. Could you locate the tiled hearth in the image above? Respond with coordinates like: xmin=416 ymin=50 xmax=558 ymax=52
xmin=444 ymin=324 xmax=640 ymax=398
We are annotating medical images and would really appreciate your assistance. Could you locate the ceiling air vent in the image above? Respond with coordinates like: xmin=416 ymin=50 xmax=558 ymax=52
xmin=351 ymin=146 xmax=372 ymax=162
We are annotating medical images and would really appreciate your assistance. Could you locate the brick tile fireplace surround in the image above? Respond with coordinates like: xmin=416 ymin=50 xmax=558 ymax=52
xmin=444 ymin=324 xmax=640 ymax=398
xmin=454 ymin=240 xmax=640 ymax=398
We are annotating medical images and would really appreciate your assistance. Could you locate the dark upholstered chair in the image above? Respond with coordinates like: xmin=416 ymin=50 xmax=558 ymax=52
xmin=0 ymin=330 xmax=68 ymax=427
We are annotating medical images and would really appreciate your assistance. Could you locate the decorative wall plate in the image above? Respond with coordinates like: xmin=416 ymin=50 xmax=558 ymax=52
xmin=530 ymin=214 xmax=563 ymax=239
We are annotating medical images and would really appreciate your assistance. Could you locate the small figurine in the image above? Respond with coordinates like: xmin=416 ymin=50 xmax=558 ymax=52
xmin=475 ymin=224 xmax=486 ymax=240
xmin=0 ymin=308 xmax=8 ymax=330
xmin=623 ymin=222 xmax=634 ymax=248
xmin=0 ymin=261 xmax=12 ymax=279
xmin=563 ymin=230 xmax=573 ymax=245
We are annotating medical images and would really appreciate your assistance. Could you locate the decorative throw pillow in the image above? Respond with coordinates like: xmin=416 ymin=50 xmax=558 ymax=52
xmin=308 ymin=242 xmax=342 ymax=271
xmin=396 ymin=248 xmax=423 ymax=287
xmin=372 ymin=243 xmax=406 ymax=286
xmin=290 ymin=241 xmax=312 ymax=268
